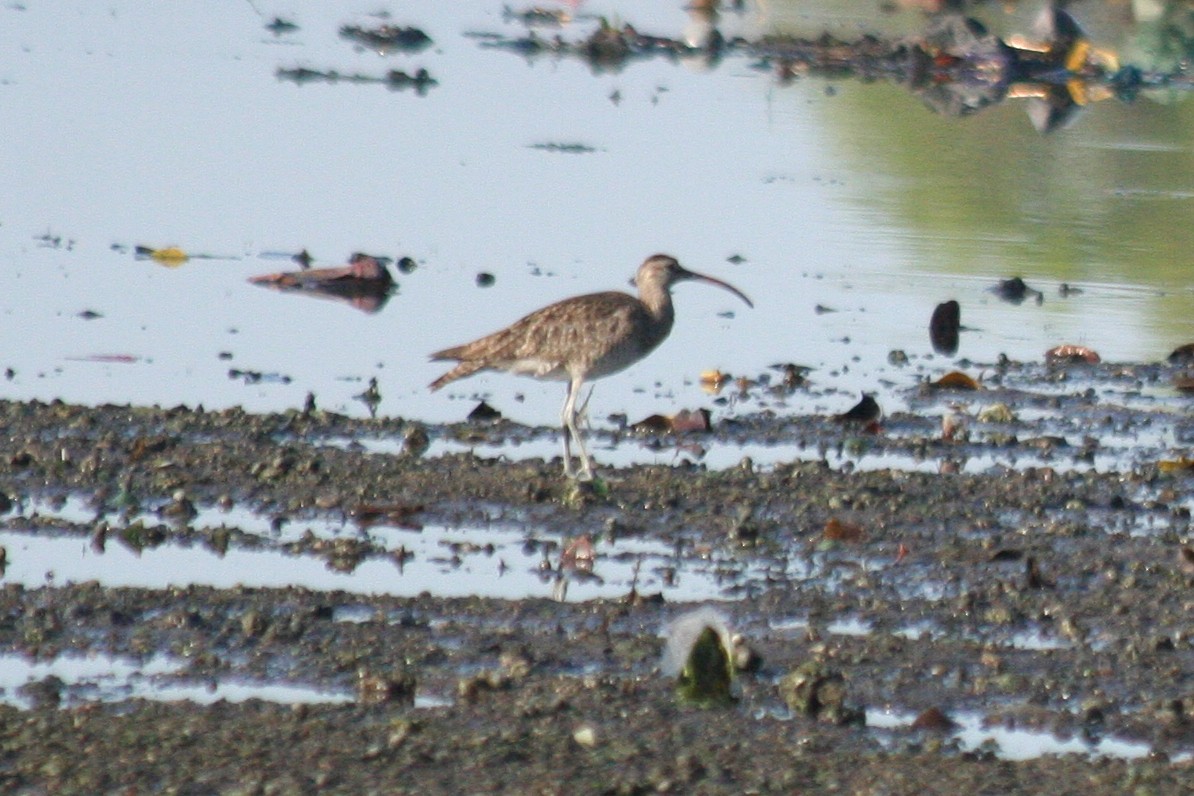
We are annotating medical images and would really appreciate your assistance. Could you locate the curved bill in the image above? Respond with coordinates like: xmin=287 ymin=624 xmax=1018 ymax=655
xmin=680 ymin=267 xmax=754 ymax=309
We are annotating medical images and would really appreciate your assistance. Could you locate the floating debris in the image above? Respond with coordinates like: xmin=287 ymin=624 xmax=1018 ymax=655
xmin=1167 ymin=343 xmax=1194 ymax=364
xmin=929 ymin=299 xmax=960 ymax=356
xmin=339 ymin=24 xmax=432 ymax=54
xmin=265 ymin=18 xmax=299 ymax=36
xmin=911 ymin=706 xmax=959 ymax=732
xmin=992 ymin=276 xmax=1044 ymax=305
xmin=133 ymin=245 xmax=239 ymax=266
xmin=1045 ymin=344 xmax=1101 ymax=365
xmin=835 ymin=393 xmax=882 ymax=428
xmin=135 ymin=245 xmax=189 ymax=267
xmin=930 ymin=371 xmax=981 ymax=390
xmin=631 ymin=408 xmax=711 ymax=434
xmin=467 ymin=401 xmax=502 ymax=422
xmin=269 ymin=251 xmax=395 ymax=283
xmin=631 ymin=414 xmax=671 ymax=434
xmin=249 ymin=253 xmax=396 ymax=314
xmin=227 ymin=368 xmax=292 ymax=385
xmin=699 ymin=369 xmax=730 ymax=393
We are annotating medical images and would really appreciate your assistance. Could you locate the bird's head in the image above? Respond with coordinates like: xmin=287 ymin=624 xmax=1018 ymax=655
xmin=633 ymin=254 xmax=753 ymax=308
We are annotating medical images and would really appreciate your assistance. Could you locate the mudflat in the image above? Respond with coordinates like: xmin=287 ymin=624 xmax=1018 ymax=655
xmin=0 ymin=357 xmax=1192 ymax=794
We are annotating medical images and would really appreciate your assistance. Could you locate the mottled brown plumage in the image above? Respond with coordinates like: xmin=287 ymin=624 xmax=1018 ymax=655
xmin=430 ymin=253 xmax=752 ymax=480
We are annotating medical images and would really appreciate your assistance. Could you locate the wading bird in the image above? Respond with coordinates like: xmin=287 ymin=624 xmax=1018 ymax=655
xmin=430 ymin=253 xmax=752 ymax=480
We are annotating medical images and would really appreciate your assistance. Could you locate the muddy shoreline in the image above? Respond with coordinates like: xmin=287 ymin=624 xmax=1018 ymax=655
xmin=1 ymin=359 xmax=1192 ymax=793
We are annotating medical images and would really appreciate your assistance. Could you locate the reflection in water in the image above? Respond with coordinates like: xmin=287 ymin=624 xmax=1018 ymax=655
xmin=866 ymin=707 xmax=1160 ymax=761
xmin=275 ymin=65 xmax=437 ymax=94
xmin=908 ymin=8 xmax=1127 ymax=133
xmin=1128 ymin=0 xmax=1194 ymax=76
xmin=483 ymin=4 xmax=1190 ymax=133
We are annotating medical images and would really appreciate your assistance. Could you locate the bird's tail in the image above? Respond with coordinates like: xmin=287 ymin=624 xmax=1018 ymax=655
xmin=429 ymin=360 xmax=486 ymax=391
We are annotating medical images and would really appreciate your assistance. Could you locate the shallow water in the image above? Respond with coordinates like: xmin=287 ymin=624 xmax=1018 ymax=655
xmin=0 ymin=0 xmax=1191 ymax=429
xmin=0 ymin=495 xmax=780 ymax=602
xmin=866 ymin=707 xmax=1166 ymax=761
xmin=0 ymin=650 xmax=366 ymax=708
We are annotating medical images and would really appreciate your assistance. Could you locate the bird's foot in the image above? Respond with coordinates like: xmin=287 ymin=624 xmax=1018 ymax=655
xmin=563 ymin=466 xmax=596 ymax=484
xmin=562 ymin=474 xmax=608 ymax=505
xmin=561 ymin=454 xmax=595 ymax=482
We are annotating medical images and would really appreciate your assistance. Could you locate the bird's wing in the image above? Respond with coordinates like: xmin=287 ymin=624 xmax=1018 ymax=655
xmin=501 ymin=292 xmax=644 ymax=365
xmin=438 ymin=292 xmax=643 ymax=366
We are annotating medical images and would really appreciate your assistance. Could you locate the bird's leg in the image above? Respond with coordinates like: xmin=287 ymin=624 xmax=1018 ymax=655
xmin=562 ymin=376 xmax=594 ymax=481
xmin=572 ymin=425 xmax=595 ymax=482
xmin=575 ymin=385 xmax=595 ymax=430
xmin=560 ymin=382 xmax=577 ymax=478
xmin=570 ymin=386 xmax=594 ymax=479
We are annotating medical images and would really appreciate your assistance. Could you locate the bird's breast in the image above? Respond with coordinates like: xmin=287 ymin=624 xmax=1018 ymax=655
xmin=583 ymin=330 xmax=666 ymax=379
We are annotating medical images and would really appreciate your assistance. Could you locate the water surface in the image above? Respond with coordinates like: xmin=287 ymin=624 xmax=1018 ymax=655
xmin=1 ymin=1 xmax=1190 ymax=428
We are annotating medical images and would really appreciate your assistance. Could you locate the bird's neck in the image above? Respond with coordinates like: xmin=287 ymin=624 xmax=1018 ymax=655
xmin=639 ymin=286 xmax=675 ymax=325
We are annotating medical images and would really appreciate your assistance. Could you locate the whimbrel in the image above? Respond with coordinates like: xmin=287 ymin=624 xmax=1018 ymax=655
xmin=429 ymin=253 xmax=752 ymax=480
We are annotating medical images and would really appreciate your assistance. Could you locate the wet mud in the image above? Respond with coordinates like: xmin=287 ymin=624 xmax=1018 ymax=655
xmin=1 ymin=356 xmax=1193 ymax=793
